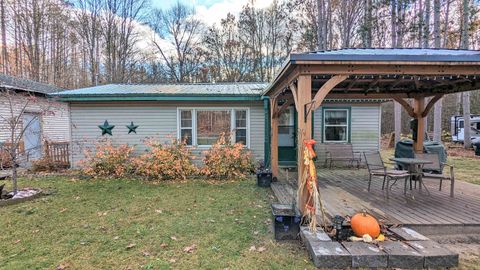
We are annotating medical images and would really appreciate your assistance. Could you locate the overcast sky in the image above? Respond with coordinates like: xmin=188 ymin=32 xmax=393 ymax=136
xmin=151 ymin=0 xmax=275 ymax=25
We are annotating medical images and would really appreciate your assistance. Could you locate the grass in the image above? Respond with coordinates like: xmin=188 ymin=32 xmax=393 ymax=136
xmin=381 ymin=149 xmax=480 ymax=185
xmin=0 ymin=176 xmax=314 ymax=270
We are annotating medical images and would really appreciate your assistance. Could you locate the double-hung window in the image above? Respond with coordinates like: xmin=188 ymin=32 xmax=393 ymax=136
xmin=178 ymin=108 xmax=249 ymax=147
xmin=323 ymin=108 xmax=350 ymax=143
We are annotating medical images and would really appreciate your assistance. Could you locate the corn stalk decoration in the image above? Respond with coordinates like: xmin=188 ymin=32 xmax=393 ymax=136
xmin=298 ymin=139 xmax=327 ymax=231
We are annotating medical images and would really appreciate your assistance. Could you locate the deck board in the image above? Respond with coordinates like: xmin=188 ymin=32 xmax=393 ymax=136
xmin=274 ymin=169 xmax=480 ymax=227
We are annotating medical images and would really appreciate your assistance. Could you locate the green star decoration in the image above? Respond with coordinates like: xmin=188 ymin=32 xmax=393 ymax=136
xmin=98 ymin=120 xmax=115 ymax=136
xmin=126 ymin=121 xmax=139 ymax=134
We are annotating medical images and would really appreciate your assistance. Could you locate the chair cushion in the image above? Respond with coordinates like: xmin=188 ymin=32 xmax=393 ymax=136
xmin=423 ymin=172 xmax=450 ymax=179
xmin=386 ymin=170 xmax=410 ymax=177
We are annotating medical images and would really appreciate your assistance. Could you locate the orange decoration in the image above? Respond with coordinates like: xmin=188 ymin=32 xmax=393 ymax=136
xmin=350 ymin=211 xmax=380 ymax=238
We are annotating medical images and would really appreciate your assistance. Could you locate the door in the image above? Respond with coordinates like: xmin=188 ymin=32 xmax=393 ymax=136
xmin=278 ymin=107 xmax=297 ymax=165
xmin=23 ymin=113 xmax=42 ymax=160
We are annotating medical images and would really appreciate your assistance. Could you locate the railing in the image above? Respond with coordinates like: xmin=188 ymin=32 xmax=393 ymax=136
xmin=44 ymin=141 xmax=70 ymax=167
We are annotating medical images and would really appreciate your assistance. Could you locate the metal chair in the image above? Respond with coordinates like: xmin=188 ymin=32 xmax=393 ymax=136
xmin=363 ymin=151 xmax=411 ymax=198
xmin=414 ymin=152 xmax=455 ymax=197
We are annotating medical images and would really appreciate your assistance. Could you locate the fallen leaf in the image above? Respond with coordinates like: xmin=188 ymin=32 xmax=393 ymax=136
xmin=59 ymin=208 xmax=67 ymax=213
xmin=160 ymin=243 xmax=168 ymax=248
xmin=257 ymin=246 xmax=266 ymax=253
xmin=113 ymin=236 xmax=119 ymax=240
xmin=155 ymin=209 xmax=163 ymax=214
xmin=249 ymin=245 xmax=256 ymax=252
xmin=126 ymin=243 xmax=136 ymax=249
xmin=169 ymin=258 xmax=176 ymax=263
xmin=170 ymin=236 xmax=178 ymax=241
xmin=74 ymin=196 xmax=80 ymax=200
xmin=56 ymin=263 xmax=68 ymax=270
xmin=141 ymin=251 xmax=150 ymax=257
xmin=14 ymin=239 xmax=21 ymax=244
xmin=183 ymin=244 xmax=197 ymax=253
xmin=253 ymin=231 xmax=259 ymax=235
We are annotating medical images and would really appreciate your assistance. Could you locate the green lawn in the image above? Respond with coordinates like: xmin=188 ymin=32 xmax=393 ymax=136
xmin=0 ymin=177 xmax=313 ymax=270
xmin=381 ymin=149 xmax=480 ymax=185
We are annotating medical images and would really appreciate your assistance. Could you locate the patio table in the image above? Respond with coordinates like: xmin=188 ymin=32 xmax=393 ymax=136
xmin=389 ymin=158 xmax=433 ymax=196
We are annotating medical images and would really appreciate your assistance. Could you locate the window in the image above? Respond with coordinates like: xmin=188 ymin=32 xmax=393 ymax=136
xmin=278 ymin=107 xmax=295 ymax=147
xmin=179 ymin=110 xmax=193 ymax=145
xmin=178 ymin=108 xmax=249 ymax=147
xmin=323 ymin=108 xmax=349 ymax=143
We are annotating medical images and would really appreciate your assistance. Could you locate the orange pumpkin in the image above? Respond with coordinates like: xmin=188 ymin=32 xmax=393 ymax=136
xmin=350 ymin=211 xmax=380 ymax=238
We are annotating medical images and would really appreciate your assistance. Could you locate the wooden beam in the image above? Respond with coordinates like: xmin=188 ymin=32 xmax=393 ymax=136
xmin=422 ymin=94 xmax=444 ymax=118
xmin=298 ymin=64 xmax=480 ymax=76
xmin=413 ymin=97 xmax=426 ymax=153
xmin=296 ymin=75 xmax=312 ymax=214
xmin=392 ymin=97 xmax=416 ymax=118
xmin=289 ymin=82 xmax=300 ymax=111
xmin=312 ymin=75 xmax=348 ymax=110
xmin=270 ymin=97 xmax=279 ymax=178
xmin=274 ymin=99 xmax=294 ymax=118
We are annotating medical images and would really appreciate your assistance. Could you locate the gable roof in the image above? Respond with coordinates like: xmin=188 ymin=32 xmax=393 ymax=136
xmin=0 ymin=73 xmax=64 ymax=95
xmin=52 ymin=82 xmax=268 ymax=101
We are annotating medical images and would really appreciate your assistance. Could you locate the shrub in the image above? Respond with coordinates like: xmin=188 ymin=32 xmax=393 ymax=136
xmin=79 ymin=140 xmax=134 ymax=178
xmin=202 ymin=134 xmax=255 ymax=179
xmin=132 ymin=138 xmax=198 ymax=180
xmin=31 ymin=157 xmax=66 ymax=172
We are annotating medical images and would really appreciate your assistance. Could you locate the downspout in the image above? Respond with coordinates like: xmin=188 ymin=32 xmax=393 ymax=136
xmin=263 ymin=96 xmax=271 ymax=168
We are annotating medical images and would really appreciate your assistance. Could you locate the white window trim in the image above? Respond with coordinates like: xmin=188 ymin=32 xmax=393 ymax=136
xmin=323 ymin=108 xmax=350 ymax=143
xmin=177 ymin=107 xmax=250 ymax=148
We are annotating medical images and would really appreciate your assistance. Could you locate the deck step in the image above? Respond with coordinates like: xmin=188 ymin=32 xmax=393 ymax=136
xmin=300 ymin=226 xmax=459 ymax=269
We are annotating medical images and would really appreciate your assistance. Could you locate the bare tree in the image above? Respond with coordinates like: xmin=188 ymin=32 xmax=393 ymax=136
xmin=0 ymin=89 xmax=55 ymax=194
xmin=432 ymin=0 xmax=442 ymax=142
xmin=150 ymin=2 xmax=204 ymax=82
xmin=338 ymin=0 xmax=363 ymax=48
xmin=460 ymin=0 xmax=471 ymax=148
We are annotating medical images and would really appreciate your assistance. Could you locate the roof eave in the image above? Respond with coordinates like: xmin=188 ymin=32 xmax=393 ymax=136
xmin=53 ymin=94 xmax=263 ymax=102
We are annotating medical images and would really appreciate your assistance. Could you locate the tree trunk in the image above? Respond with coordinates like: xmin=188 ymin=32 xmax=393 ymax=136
xmin=423 ymin=0 xmax=430 ymax=48
xmin=394 ymin=101 xmax=402 ymax=142
xmin=432 ymin=0 xmax=442 ymax=142
xmin=460 ymin=0 xmax=470 ymax=148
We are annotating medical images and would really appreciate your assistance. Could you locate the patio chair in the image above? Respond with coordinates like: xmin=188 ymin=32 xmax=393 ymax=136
xmin=414 ymin=152 xmax=455 ymax=197
xmin=363 ymin=151 xmax=410 ymax=198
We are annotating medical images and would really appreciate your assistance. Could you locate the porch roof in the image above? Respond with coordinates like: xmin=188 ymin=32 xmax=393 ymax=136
xmin=264 ymin=48 xmax=480 ymax=99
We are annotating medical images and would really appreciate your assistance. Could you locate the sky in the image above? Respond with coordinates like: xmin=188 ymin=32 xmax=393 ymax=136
xmin=151 ymin=0 xmax=275 ymax=25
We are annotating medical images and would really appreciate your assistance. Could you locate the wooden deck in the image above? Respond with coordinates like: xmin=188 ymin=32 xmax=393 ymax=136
xmin=272 ymin=169 xmax=480 ymax=230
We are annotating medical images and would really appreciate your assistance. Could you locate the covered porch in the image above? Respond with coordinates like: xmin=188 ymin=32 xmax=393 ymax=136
xmin=264 ymin=48 xmax=480 ymax=215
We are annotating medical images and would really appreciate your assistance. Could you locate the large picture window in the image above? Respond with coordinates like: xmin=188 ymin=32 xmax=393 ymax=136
xmin=323 ymin=108 xmax=350 ymax=143
xmin=178 ymin=108 xmax=249 ymax=147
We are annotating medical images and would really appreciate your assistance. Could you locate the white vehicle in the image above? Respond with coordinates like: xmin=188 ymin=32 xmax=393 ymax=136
xmin=451 ymin=115 xmax=480 ymax=143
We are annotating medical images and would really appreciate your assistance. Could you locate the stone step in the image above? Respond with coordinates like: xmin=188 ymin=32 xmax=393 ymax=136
xmin=407 ymin=240 xmax=459 ymax=268
xmin=300 ymin=226 xmax=459 ymax=269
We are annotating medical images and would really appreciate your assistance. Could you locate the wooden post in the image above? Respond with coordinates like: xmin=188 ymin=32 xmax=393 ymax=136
xmin=296 ymin=75 xmax=312 ymax=213
xmin=270 ymin=97 xmax=279 ymax=179
xmin=413 ymin=97 xmax=425 ymax=153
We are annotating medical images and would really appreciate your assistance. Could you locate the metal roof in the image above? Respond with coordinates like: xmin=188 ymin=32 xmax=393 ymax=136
xmin=290 ymin=48 xmax=480 ymax=62
xmin=53 ymin=82 xmax=268 ymax=100
xmin=0 ymin=73 xmax=64 ymax=95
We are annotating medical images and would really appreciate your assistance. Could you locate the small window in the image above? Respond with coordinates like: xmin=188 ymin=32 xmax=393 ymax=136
xmin=235 ymin=110 xmax=247 ymax=145
xmin=179 ymin=110 xmax=193 ymax=145
xmin=278 ymin=107 xmax=295 ymax=147
xmin=323 ymin=108 xmax=349 ymax=143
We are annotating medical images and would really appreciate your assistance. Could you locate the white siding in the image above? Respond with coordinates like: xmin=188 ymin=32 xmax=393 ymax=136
xmin=313 ymin=104 xmax=381 ymax=153
xmin=69 ymin=101 xmax=265 ymax=167
xmin=0 ymin=95 xmax=70 ymax=145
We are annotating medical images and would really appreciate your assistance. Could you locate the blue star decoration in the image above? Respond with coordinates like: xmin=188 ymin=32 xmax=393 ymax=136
xmin=98 ymin=120 xmax=115 ymax=136
xmin=126 ymin=121 xmax=139 ymax=134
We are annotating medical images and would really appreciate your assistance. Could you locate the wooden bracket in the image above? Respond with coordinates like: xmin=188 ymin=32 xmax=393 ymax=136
xmin=392 ymin=97 xmax=416 ymax=118
xmin=312 ymin=75 xmax=348 ymax=111
xmin=422 ymin=94 xmax=444 ymax=118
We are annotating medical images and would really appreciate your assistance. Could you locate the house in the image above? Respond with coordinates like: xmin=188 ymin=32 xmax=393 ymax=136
xmin=0 ymin=74 xmax=70 ymax=165
xmin=52 ymin=82 xmax=383 ymax=168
